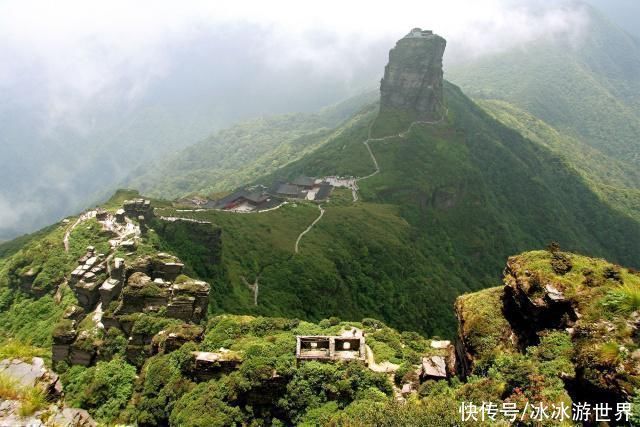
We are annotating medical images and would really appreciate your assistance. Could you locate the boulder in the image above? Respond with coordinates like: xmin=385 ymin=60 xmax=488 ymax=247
xmin=19 ymin=268 xmax=37 ymax=293
xmin=51 ymin=408 xmax=97 ymax=427
xmin=62 ymin=305 xmax=86 ymax=322
xmin=166 ymin=297 xmax=195 ymax=321
xmin=115 ymin=208 xmax=126 ymax=223
xmin=0 ymin=357 xmax=61 ymax=396
xmin=191 ymin=350 xmax=242 ymax=380
xmin=172 ymin=280 xmax=210 ymax=315
xmin=503 ymin=256 xmax=578 ymax=348
xmin=120 ymin=239 xmax=137 ymax=251
xmin=111 ymin=257 xmax=125 ymax=281
xmin=69 ymin=345 xmax=94 ymax=367
xmin=123 ymin=199 xmax=154 ymax=221
xmin=74 ymin=280 xmax=100 ymax=310
xmin=420 ymin=356 xmax=447 ymax=380
xmin=99 ymin=278 xmax=122 ymax=307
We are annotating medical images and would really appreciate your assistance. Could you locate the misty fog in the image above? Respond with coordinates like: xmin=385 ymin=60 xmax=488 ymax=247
xmin=0 ymin=0 xmax=637 ymax=240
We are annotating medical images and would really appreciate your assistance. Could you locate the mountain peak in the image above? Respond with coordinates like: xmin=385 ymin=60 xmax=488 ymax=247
xmin=379 ymin=28 xmax=446 ymax=120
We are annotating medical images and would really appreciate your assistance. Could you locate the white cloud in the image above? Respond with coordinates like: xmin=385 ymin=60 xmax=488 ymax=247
xmin=0 ymin=0 xmax=590 ymax=121
xmin=0 ymin=0 xmax=592 ymax=238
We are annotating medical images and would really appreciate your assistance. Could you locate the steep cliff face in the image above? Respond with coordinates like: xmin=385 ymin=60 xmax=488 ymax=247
xmin=379 ymin=28 xmax=446 ymax=121
xmin=456 ymin=249 xmax=640 ymax=406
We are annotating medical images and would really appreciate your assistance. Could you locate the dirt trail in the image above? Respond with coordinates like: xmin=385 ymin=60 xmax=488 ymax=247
xmin=294 ymin=204 xmax=325 ymax=254
xmin=365 ymin=344 xmax=399 ymax=373
xmin=355 ymin=107 xmax=448 ymax=191
xmin=63 ymin=210 xmax=97 ymax=252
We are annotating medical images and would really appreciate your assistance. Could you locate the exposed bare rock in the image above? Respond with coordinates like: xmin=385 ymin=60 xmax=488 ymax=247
xmin=191 ymin=350 xmax=242 ymax=381
xmin=420 ymin=356 xmax=447 ymax=380
xmin=50 ymin=408 xmax=97 ymax=427
xmin=0 ymin=358 xmax=60 ymax=396
xmin=379 ymin=28 xmax=446 ymax=121
xmin=430 ymin=340 xmax=450 ymax=349
xmin=123 ymin=198 xmax=154 ymax=221
xmin=98 ymin=278 xmax=121 ymax=307
xmin=63 ymin=305 xmax=86 ymax=322
xmin=152 ymin=324 xmax=204 ymax=355
xmin=74 ymin=281 xmax=100 ymax=310
xmin=502 ymin=255 xmax=578 ymax=348
xmin=0 ymin=358 xmax=96 ymax=426
xmin=454 ymin=286 xmax=517 ymax=377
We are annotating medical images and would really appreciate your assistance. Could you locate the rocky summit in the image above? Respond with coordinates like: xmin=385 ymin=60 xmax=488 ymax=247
xmin=379 ymin=27 xmax=446 ymax=121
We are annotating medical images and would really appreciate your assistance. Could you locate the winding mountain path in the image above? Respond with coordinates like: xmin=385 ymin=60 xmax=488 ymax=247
xmin=365 ymin=344 xmax=399 ymax=373
xmin=355 ymin=108 xmax=449 ymax=191
xmin=294 ymin=204 xmax=325 ymax=254
xmin=63 ymin=210 xmax=96 ymax=252
xmin=294 ymin=108 xmax=448 ymax=251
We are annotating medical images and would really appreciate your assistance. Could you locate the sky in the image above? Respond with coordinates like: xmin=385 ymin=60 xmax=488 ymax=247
xmin=0 ymin=0 xmax=636 ymax=239
xmin=0 ymin=0 xmax=597 ymax=127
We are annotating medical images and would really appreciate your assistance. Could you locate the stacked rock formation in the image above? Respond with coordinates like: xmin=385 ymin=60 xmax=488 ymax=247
xmin=380 ymin=28 xmax=446 ymax=120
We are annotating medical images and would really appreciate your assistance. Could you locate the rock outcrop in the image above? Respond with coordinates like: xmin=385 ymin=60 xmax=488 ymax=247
xmin=53 ymin=199 xmax=212 ymax=369
xmin=502 ymin=255 xmax=579 ymax=348
xmin=380 ymin=28 xmax=446 ymax=120
xmin=0 ymin=357 xmax=96 ymax=426
xmin=455 ymin=250 xmax=640 ymax=409
xmin=154 ymin=219 xmax=222 ymax=267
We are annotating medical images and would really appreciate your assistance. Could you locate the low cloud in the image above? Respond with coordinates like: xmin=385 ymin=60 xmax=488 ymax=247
xmin=0 ymin=0 xmax=592 ymax=238
xmin=0 ymin=0 xmax=591 ymax=127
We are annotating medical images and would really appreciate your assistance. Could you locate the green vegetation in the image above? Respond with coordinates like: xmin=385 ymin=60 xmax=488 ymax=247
xmin=0 ymin=207 xmax=117 ymax=351
xmin=602 ymin=283 xmax=640 ymax=315
xmin=133 ymin=74 xmax=640 ymax=340
xmin=128 ymin=92 xmax=377 ymax=199
xmin=455 ymin=287 xmax=515 ymax=363
xmin=478 ymin=99 xmax=640 ymax=224
xmin=155 ymin=198 xmax=463 ymax=336
xmin=17 ymin=386 xmax=48 ymax=417
xmin=0 ymin=372 xmax=49 ymax=416
xmin=0 ymin=340 xmax=49 ymax=363
xmin=448 ymin=5 xmax=640 ymax=169
xmin=494 ymin=250 xmax=640 ymax=401
xmin=70 ymin=315 xmax=424 ymax=425
xmin=62 ymin=357 xmax=137 ymax=424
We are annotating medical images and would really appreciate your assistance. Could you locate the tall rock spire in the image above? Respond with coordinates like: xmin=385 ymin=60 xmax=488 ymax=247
xmin=380 ymin=28 xmax=446 ymax=120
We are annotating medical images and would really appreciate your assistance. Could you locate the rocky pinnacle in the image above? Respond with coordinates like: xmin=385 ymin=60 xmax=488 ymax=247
xmin=380 ymin=28 xmax=446 ymax=120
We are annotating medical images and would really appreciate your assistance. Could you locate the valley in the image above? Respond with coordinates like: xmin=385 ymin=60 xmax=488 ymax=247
xmin=1 ymin=8 xmax=640 ymax=425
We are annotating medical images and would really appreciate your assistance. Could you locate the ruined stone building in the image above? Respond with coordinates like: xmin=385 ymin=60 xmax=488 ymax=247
xmin=296 ymin=329 xmax=366 ymax=363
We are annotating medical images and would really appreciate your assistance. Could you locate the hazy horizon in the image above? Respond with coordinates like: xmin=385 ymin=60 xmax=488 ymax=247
xmin=1 ymin=0 xmax=637 ymax=241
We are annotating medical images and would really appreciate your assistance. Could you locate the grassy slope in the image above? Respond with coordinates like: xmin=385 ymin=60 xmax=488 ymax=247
xmin=447 ymin=4 xmax=640 ymax=169
xmin=156 ymin=192 xmax=463 ymax=336
xmin=479 ymin=99 xmax=640 ymax=223
xmin=148 ymin=80 xmax=640 ymax=339
xmin=271 ymin=81 xmax=640 ymax=266
xmin=126 ymin=91 xmax=377 ymax=199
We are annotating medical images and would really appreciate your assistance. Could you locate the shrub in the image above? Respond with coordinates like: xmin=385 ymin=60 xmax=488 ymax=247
xmin=0 ymin=373 xmax=20 ymax=400
xmin=100 ymin=328 xmax=127 ymax=359
xmin=63 ymin=357 xmax=136 ymax=424
xmin=170 ymin=382 xmax=245 ymax=427
xmin=551 ymin=252 xmax=572 ymax=275
xmin=17 ymin=386 xmax=47 ymax=416
xmin=602 ymin=284 xmax=640 ymax=315
xmin=0 ymin=340 xmax=48 ymax=362
xmin=599 ymin=342 xmax=622 ymax=366
xmin=0 ymin=373 xmax=48 ymax=416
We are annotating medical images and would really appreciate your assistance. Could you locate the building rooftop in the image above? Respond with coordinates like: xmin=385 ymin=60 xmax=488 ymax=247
xmin=292 ymin=176 xmax=316 ymax=187
xmin=276 ymin=183 xmax=303 ymax=197
xmin=405 ymin=28 xmax=435 ymax=38
xmin=315 ymin=183 xmax=333 ymax=201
